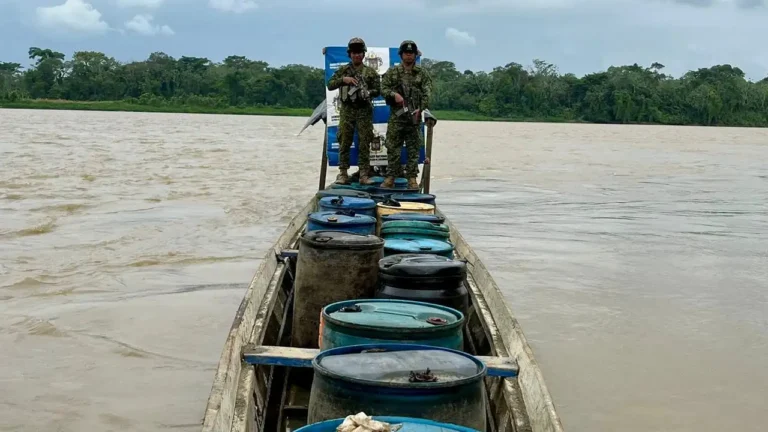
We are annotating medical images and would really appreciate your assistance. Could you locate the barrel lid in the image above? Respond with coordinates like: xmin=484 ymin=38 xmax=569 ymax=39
xmin=369 ymin=176 xmax=386 ymax=184
xmin=316 ymin=189 xmax=371 ymax=199
xmin=382 ymin=221 xmax=450 ymax=232
xmin=390 ymin=193 xmax=436 ymax=202
xmin=320 ymin=196 xmax=376 ymax=210
xmin=301 ymin=230 xmax=384 ymax=250
xmin=394 ymin=178 xmax=409 ymax=187
xmin=379 ymin=254 xmax=466 ymax=278
xmin=325 ymin=300 xmax=462 ymax=330
xmin=381 ymin=213 xmax=446 ymax=224
xmin=308 ymin=211 xmax=376 ymax=226
xmin=376 ymin=201 xmax=435 ymax=211
xmin=314 ymin=344 xmax=485 ymax=386
xmin=384 ymin=239 xmax=454 ymax=255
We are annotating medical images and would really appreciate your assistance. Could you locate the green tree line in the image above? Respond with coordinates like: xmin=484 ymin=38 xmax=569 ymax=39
xmin=2 ymin=47 xmax=768 ymax=126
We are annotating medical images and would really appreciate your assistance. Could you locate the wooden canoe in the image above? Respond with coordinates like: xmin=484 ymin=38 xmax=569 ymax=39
xmin=200 ymin=114 xmax=563 ymax=432
xmin=199 ymin=198 xmax=564 ymax=432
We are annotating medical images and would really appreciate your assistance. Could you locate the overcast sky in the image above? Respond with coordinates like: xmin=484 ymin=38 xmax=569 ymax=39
xmin=1 ymin=0 xmax=767 ymax=80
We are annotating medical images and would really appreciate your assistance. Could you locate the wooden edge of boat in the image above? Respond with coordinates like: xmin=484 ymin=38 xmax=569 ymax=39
xmin=201 ymin=198 xmax=313 ymax=432
xmin=201 ymin=194 xmax=564 ymax=432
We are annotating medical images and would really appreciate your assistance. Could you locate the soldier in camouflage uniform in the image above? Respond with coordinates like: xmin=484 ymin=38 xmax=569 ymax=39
xmin=380 ymin=40 xmax=433 ymax=190
xmin=327 ymin=37 xmax=381 ymax=185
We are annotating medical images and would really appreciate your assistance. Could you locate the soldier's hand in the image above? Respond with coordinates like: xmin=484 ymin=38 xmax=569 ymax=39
xmin=394 ymin=93 xmax=404 ymax=105
xmin=343 ymin=77 xmax=359 ymax=86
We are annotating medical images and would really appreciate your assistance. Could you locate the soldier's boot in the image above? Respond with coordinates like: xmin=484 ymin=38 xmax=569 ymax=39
xmin=407 ymin=177 xmax=419 ymax=189
xmin=359 ymin=173 xmax=375 ymax=185
xmin=336 ymin=169 xmax=350 ymax=185
xmin=380 ymin=176 xmax=395 ymax=189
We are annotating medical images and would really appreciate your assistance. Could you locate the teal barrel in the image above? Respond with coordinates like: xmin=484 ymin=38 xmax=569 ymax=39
xmin=384 ymin=238 xmax=455 ymax=259
xmin=306 ymin=212 xmax=376 ymax=235
xmin=381 ymin=221 xmax=451 ymax=242
xmin=316 ymin=189 xmax=371 ymax=200
xmin=381 ymin=213 xmax=446 ymax=224
xmin=390 ymin=193 xmax=437 ymax=206
xmin=372 ymin=187 xmax=420 ymax=197
xmin=296 ymin=417 xmax=481 ymax=432
xmin=319 ymin=299 xmax=464 ymax=351
xmin=319 ymin=196 xmax=377 ymax=218
xmin=394 ymin=177 xmax=409 ymax=189
xmin=307 ymin=343 xmax=487 ymax=430
xmin=376 ymin=254 xmax=469 ymax=316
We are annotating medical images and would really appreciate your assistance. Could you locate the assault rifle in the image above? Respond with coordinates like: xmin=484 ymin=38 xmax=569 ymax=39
xmin=393 ymin=81 xmax=421 ymax=125
xmin=345 ymin=70 xmax=370 ymax=103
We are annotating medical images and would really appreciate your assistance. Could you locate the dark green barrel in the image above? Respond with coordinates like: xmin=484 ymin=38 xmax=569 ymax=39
xmin=381 ymin=220 xmax=451 ymax=242
xmin=291 ymin=230 xmax=384 ymax=349
xmin=307 ymin=343 xmax=487 ymax=430
xmin=376 ymin=254 xmax=469 ymax=316
xmin=319 ymin=299 xmax=464 ymax=351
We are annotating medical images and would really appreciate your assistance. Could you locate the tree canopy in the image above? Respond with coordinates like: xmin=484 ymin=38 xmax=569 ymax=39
xmin=2 ymin=47 xmax=768 ymax=126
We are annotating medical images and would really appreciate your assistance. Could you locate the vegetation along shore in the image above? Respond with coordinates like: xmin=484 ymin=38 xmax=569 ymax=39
xmin=2 ymin=47 xmax=768 ymax=126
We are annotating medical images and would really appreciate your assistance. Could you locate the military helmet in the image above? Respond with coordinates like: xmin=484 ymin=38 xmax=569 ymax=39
xmin=347 ymin=37 xmax=367 ymax=54
xmin=398 ymin=40 xmax=418 ymax=55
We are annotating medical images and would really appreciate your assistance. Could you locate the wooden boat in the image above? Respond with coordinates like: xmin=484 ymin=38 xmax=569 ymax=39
xmin=200 ymin=108 xmax=564 ymax=432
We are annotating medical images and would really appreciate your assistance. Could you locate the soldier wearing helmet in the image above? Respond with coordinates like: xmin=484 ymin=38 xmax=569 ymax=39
xmin=326 ymin=37 xmax=382 ymax=185
xmin=380 ymin=40 xmax=433 ymax=189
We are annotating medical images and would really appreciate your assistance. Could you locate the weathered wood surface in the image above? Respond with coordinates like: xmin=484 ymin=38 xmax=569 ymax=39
xmin=439 ymin=206 xmax=565 ymax=432
xmin=241 ymin=345 xmax=520 ymax=378
xmin=201 ymin=198 xmax=313 ymax=432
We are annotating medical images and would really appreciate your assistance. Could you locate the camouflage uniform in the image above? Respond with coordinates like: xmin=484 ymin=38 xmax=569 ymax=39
xmin=327 ymin=38 xmax=381 ymax=184
xmin=381 ymin=40 xmax=432 ymax=186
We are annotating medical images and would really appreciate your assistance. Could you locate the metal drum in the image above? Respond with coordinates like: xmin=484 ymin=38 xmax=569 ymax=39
xmin=319 ymin=299 xmax=464 ymax=351
xmin=291 ymin=230 xmax=384 ymax=349
xmin=307 ymin=343 xmax=487 ymax=430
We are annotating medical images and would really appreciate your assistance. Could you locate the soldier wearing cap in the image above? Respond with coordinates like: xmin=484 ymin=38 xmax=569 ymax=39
xmin=380 ymin=40 xmax=433 ymax=190
xmin=327 ymin=37 xmax=382 ymax=185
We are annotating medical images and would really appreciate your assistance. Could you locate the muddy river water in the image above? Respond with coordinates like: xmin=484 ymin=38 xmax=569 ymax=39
xmin=1 ymin=109 xmax=766 ymax=432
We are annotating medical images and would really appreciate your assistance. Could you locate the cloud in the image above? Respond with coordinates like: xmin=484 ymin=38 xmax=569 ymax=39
xmin=662 ymin=0 xmax=766 ymax=7
xmin=445 ymin=27 xmax=476 ymax=46
xmin=209 ymin=0 xmax=258 ymax=13
xmin=735 ymin=0 xmax=765 ymax=7
xmin=125 ymin=14 xmax=174 ymax=35
xmin=116 ymin=0 xmax=165 ymax=8
xmin=36 ymin=0 xmax=110 ymax=33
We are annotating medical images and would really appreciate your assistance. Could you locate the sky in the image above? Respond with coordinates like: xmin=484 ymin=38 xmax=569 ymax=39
xmin=1 ymin=0 xmax=767 ymax=80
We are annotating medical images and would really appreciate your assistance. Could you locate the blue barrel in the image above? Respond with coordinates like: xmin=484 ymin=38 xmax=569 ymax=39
xmin=373 ymin=187 xmax=420 ymax=196
xmin=330 ymin=183 xmax=378 ymax=192
xmin=307 ymin=212 xmax=376 ymax=235
xmin=307 ymin=343 xmax=487 ymax=430
xmin=384 ymin=239 xmax=455 ymax=258
xmin=381 ymin=213 xmax=446 ymax=224
xmin=296 ymin=417 xmax=480 ymax=432
xmin=390 ymin=193 xmax=436 ymax=206
xmin=316 ymin=189 xmax=371 ymax=200
xmin=319 ymin=196 xmax=377 ymax=218
xmin=320 ymin=299 xmax=464 ymax=351
xmin=394 ymin=177 xmax=409 ymax=189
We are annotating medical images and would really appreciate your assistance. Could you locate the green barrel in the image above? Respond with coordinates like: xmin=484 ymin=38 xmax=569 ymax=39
xmin=307 ymin=343 xmax=487 ymax=430
xmin=320 ymin=299 xmax=464 ymax=351
xmin=381 ymin=220 xmax=451 ymax=242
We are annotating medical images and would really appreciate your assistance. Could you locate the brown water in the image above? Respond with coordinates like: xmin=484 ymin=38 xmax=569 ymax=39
xmin=1 ymin=109 xmax=766 ymax=432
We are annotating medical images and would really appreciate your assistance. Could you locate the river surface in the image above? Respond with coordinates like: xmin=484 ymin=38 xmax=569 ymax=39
xmin=1 ymin=109 xmax=766 ymax=432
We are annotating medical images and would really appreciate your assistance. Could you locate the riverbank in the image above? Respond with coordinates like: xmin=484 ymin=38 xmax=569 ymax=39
xmin=0 ymin=99 xmax=573 ymax=123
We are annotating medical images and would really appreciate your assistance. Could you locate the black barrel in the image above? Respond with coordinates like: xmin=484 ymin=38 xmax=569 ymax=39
xmin=376 ymin=254 xmax=469 ymax=316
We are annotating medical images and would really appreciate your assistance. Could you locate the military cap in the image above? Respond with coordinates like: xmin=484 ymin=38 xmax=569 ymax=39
xmin=398 ymin=40 xmax=418 ymax=55
xmin=347 ymin=37 xmax=367 ymax=53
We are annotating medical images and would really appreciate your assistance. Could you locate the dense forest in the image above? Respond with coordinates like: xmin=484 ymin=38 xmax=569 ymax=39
xmin=2 ymin=47 xmax=768 ymax=126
